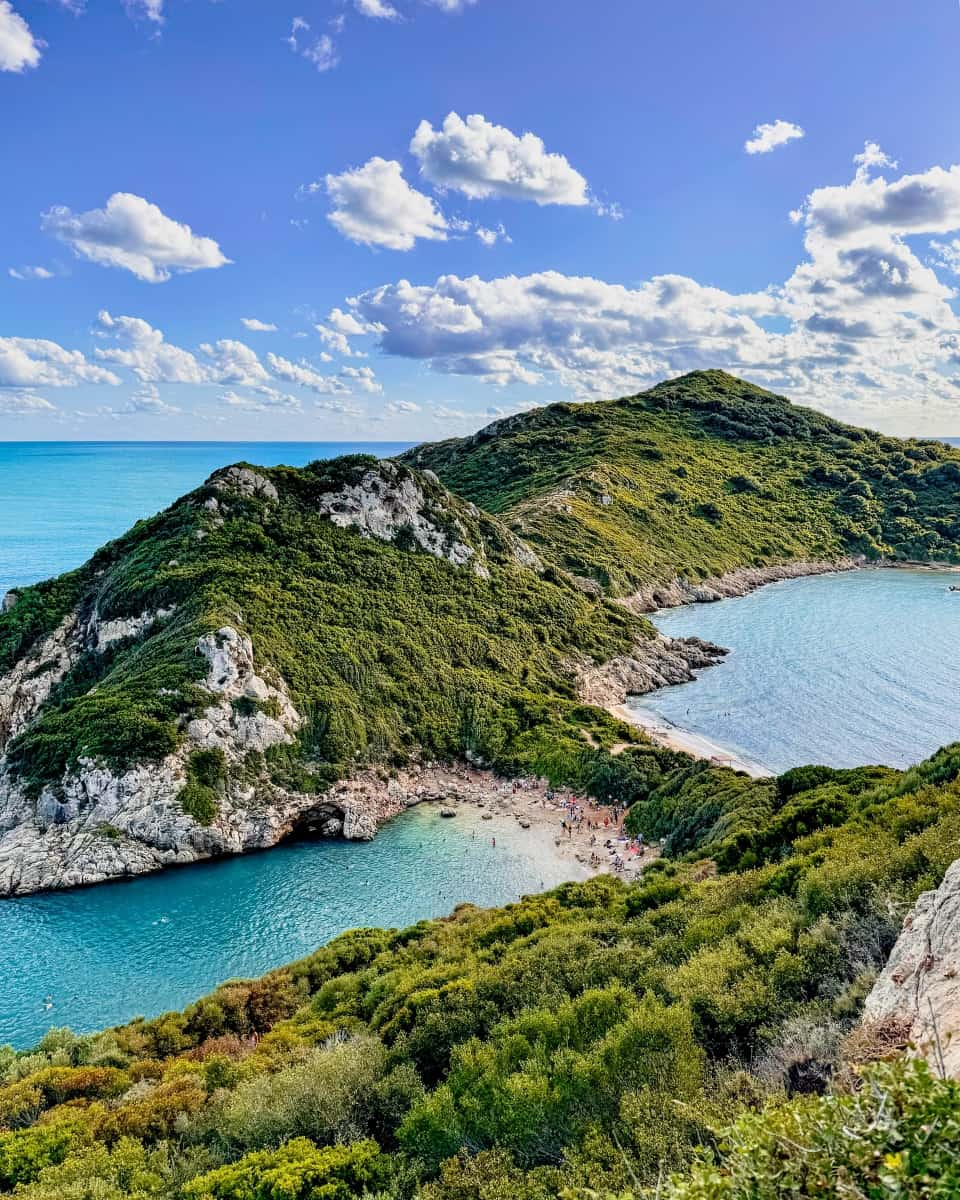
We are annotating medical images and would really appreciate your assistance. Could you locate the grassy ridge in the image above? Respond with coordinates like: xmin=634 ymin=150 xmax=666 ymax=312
xmin=405 ymin=370 xmax=960 ymax=594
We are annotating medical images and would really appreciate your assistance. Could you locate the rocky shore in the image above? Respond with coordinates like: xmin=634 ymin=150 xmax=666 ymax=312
xmin=618 ymin=557 xmax=863 ymax=614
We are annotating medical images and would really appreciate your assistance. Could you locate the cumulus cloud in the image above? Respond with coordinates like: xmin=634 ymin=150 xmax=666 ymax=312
xmin=201 ymin=339 xmax=271 ymax=387
xmin=341 ymin=364 xmax=382 ymax=393
xmin=341 ymin=144 xmax=960 ymax=427
xmin=854 ymin=141 xmax=898 ymax=178
xmin=9 ymin=265 xmax=54 ymax=280
xmin=422 ymin=0 xmax=477 ymax=10
xmin=387 ymin=399 xmax=421 ymax=413
xmin=266 ymin=352 xmax=348 ymax=394
xmin=324 ymin=157 xmax=449 ymax=250
xmin=355 ymin=0 xmax=399 ymax=17
xmin=241 ymin=317 xmax=278 ymax=332
xmin=0 ymin=336 xmax=120 ymax=389
xmin=744 ymin=119 xmax=805 ymax=155
xmin=0 ymin=2 xmax=41 ymax=73
xmin=43 ymin=193 xmax=230 ymax=283
xmin=411 ymin=112 xmax=590 ymax=206
xmin=94 ymin=311 xmax=211 ymax=383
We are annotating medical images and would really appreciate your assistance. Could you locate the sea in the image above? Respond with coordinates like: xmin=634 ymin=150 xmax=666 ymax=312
xmin=630 ymin=567 xmax=960 ymax=774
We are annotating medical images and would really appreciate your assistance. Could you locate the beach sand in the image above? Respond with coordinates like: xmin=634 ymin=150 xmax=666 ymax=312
xmin=608 ymin=703 xmax=774 ymax=779
xmin=402 ymin=765 xmax=656 ymax=884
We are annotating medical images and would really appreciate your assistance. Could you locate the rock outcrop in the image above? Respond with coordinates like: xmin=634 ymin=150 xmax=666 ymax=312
xmin=0 ymin=622 xmax=391 ymax=897
xmin=573 ymin=635 xmax=727 ymax=707
xmin=862 ymin=857 xmax=960 ymax=1078
xmin=313 ymin=462 xmax=492 ymax=575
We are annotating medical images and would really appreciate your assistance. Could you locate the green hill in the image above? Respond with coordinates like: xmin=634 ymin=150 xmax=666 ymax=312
xmin=405 ymin=369 xmax=960 ymax=595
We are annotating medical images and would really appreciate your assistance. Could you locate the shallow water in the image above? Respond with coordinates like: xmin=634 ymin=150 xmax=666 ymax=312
xmin=0 ymin=805 xmax=584 ymax=1049
xmin=629 ymin=568 xmax=960 ymax=774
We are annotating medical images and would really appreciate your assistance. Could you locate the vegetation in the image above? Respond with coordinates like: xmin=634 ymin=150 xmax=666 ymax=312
xmin=405 ymin=369 xmax=960 ymax=594
xmin=2 ymin=742 xmax=960 ymax=1196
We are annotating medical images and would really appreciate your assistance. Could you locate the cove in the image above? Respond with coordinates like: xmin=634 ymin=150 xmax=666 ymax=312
xmin=0 ymin=805 xmax=586 ymax=1050
xmin=628 ymin=567 xmax=960 ymax=775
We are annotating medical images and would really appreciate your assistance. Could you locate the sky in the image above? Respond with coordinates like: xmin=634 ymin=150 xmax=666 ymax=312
xmin=3 ymin=0 xmax=960 ymax=440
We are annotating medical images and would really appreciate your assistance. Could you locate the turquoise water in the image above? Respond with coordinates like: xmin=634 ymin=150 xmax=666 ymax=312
xmin=630 ymin=569 xmax=960 ymax=774
xmin=0 ymin=804 xmax=581 ymax=1049
xmin=0 ymin=442 xmax=411 ymax=596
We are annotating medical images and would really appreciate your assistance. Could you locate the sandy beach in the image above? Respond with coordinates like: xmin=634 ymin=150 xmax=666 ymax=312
xmin=608 ymin=702 xmax=774 ymax=778
xmin=400 ymin=764 xmax=656 ymax=884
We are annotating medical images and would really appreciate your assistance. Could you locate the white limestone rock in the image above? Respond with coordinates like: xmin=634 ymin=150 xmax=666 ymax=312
xmin=208 ymin=466 xmax=279 ymax=503
xmin=863 ymin=857 xmax=960 ymax=1078
xmin=315 ymin=467 xmax=481 ymax=572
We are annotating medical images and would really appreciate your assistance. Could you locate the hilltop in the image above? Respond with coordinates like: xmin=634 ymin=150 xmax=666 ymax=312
xmin=405 ymin=369 xmax=960 ymax=597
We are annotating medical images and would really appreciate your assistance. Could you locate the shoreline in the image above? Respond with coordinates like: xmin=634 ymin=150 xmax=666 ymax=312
xmin=618 ymin=557 xmax=863 ymax=615
xmin=608 ymin=703 xmax=773 ymax=779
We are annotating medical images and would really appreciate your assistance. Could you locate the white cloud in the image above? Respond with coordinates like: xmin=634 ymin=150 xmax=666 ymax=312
xmin=341 ymin=364 xmax=382 ymax=393
xmin=0 ymin=390 xmax=58 ymax=415
xmin=411 ymin=112 xmax=590 ymax=206
xmin=327 ymin=307 xmax=369 ymax=336
xmin=241 ymin=317 xmax=278 ymax=332
xmin=303 ymin=34 xmax=338 ymax=71
xmin=475 ymin=223 xmax=510 ymax=247
xmin=345 ymin=145 xmax=960 ymax=427
xmin=387 ymin=399 xmax=421 ymax=413
xmin=95 ymin=311 xmax=211 ymax=383
xmin=266 ymin=352 xmax=348 ymax=394
xmin=287 ymin=19 xmax=338 ymax=72
xmin=324 ymin=157 xmax=448 ymax=250
xmin=355 ymin=0 xmax=399 ymax=17
xmin=854 ymin=141 xmax=898 ymax=179
xmin=0 ymin=336 xmax=120 ymax=389
xmin=9 ymin=265 xmax=54 ymax=280
xmin=101 ymin=385 xmax=182 ymax=417
xmin=422 ymin=0 xmax=477 ymax=10
xmin=124 ymin=0 xmax=163 ymax=21
xmin=43 ymin=193 xmax=230 ymax=283
xmin=931 ymin=239 xmax=960 ymax=275
xmin=744 ymin=119 xmax=805 ymax=155
xmin=201 ymin=339 xmax=271 ymax=387
xmin=0 ymin=2 xmax=41 ymax=73
xmin=221 ymin=387 xmax=302 ymax=412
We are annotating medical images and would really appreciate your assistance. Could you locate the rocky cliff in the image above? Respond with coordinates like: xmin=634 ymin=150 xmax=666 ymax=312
xmin=863 ymin=856 xmax=960 ymax=1078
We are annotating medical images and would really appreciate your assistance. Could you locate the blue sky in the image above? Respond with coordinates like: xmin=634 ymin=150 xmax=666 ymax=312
xmin=3 ymin=0 xmax=960 ymax=439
